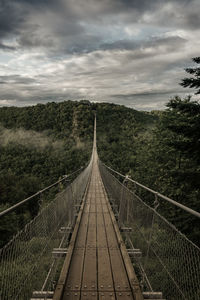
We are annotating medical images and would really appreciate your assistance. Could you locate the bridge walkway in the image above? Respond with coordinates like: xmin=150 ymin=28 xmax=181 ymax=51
xmin=53 ymin=121 xmax=143 ymax=300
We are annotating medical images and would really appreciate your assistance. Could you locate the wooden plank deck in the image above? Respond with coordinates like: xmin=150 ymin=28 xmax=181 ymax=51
xmin=53 ymin=121 xmax=143 ymax=300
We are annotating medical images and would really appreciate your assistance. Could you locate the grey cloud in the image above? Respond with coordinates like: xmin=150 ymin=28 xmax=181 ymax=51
xmin=149 ymin=36 xmax=186 ymax=47
xmin=0 ymin=42 xmax=16 ymax=50
xmin=49 ymin=34 xmax=187 ymax=57
xmin=112 ymin=89 xmax=188 ymax=99
xmin=109 ymin=90 xmax=191 ymax=111
xmin=0 ymin=0 xmax=57 ymax=47
xmin=99 ymin=40 xmax=139 ymax=51
xmin=144 ymin=0 xmax=200 ymax=30
xmin=99 ymin=36 xmax=186 ymax=53
xmin=0 ymin=1 xmax=25 ymax=38
xmin=16 ymin=0 xmax=54 ymax=5
xmin=18 ymin=27 xmax=54 ymax=48
xmin=118 ymin=0 xmax=190 ymax=9
xmin=147 ymin=36 xmax=187 ymax=55
xmin=117 ymin=0 xmax=161 ymax=12
xmin=0 ymin=75 xmax=36 ymax=85
xmin=185 ymin=11 xmax=200 ymax=29
xmin=0 ymin=0 xmax=198 ymax=56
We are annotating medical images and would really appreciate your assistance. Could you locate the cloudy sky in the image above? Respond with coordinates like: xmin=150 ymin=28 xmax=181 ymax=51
xmin=0 ymin=0 xmax=200 ymax=110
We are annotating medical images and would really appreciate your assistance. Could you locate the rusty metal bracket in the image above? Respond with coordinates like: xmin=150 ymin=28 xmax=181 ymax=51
xmin=52 ymin=248 xmax=68 ymax=258
xmin=31 ymin=291 xmax=54 ymax=299
xmin=59 ymin=227 xmax=72 ymax=234
xmin=143 ymin=291 xmax=165 ymax=299
xmin=120 ymin=227 xmax=132 ymax=232
xmin=127 ymin=249 xmax=142 ymax=259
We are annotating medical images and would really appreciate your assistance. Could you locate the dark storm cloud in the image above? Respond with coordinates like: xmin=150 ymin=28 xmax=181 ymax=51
xmin=0 ymin=1 xmax=25 ymax=38
xmin=0 ymin=0 xmax=56 ymax=42
xmin=0 ymin=0 xmax=198 ymax=50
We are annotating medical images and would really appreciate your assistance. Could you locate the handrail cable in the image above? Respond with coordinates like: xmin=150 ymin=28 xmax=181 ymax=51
xmin=0 ymin=165 xmax=85 ymax=218
xmin=102 ymin=162 xmax=200 ymax=218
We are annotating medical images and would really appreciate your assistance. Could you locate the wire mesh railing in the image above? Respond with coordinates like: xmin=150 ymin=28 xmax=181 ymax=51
xmin=0 ymin=162 xmax=92 ymax=300
xmin=0 ymin=166 xmax=87 ymax=249
xmin=99 ymin=161 xmax=200 ymax=300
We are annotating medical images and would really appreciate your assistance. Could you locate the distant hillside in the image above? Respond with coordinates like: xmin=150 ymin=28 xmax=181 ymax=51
xmin=95 ymin=102 xmax=158 ymax=172
xmin=0 ymin=100 xmax=158 ymax=188
xmin=0 ymin=100 xmax=157 ymax=246
xmin=1 ymin=98 xmax=199 ymax=246
xmin=0 ymin=100 xmax=156 ymax=139
xmin=0 ymin=99 xmax=157 ymax=206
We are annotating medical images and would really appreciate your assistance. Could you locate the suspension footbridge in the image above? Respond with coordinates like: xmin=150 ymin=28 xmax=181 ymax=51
xmin=0 ymin=117 xmax=199 ymax=300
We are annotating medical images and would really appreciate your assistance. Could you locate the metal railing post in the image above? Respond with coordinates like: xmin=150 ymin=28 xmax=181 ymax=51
xmin=119 ymin=175 xmax=128 ymax=226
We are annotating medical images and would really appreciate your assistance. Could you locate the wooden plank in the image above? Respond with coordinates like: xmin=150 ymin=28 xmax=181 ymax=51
xmin=90 ymin=204 xmax=96 ymax=213
xmin=97 ymin=248 xmax=114 ymax=291
xmin=96 ymin=204 xmax=103 ymax=213
xmin=84 ymin=203 xmax=90 ymax=213
xmin=75 ymin=213 xmax=89 ymax=248
xmin=102 ymin=204 xmax=109 ymax=213
xmin=82 ymin=248 xmax=97 ymax=291
xmin=64 ymin=249 xmax=85 ymax=291
xmin=62 ymin=291 xmax=80 ymax=300
xmin=98 ymin=292 xmax=116 ymax=300
xmin=80 ymin=292 xmax=98 ymax=300
xmin=86 ymin=213 xmax=96 ymax=248
xmin=109 ymin=249 xmax=131 ymax=292
xmin=116 ymin=292 xmax=134 ymax=300
xmin=103 ymin=214 xmax=118 ymax=249
xmin=97 ymin=214 xmax=107 ymax=248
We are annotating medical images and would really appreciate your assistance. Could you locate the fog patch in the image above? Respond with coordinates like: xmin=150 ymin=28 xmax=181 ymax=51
xmin=0 ymin=125 xmax=64 ymax=151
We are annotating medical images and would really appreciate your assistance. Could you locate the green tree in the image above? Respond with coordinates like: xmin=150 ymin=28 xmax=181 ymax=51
xmin=165 ymin=96 xmax=200 ymax=164
xmin=180 ymin=57 xmax=200 ymax=94
xmin=147 ymin=96 xmax=200 ymax=244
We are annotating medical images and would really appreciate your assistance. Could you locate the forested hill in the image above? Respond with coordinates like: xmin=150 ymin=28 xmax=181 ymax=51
xmin=0 ymin=98 xmax=199 ymax=246
xmin=0 ymin=100 xmax=156 ymax=211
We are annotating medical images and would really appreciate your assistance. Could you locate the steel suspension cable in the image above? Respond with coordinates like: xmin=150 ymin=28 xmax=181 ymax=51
xmin=0 ymin=165 xmax=86 ymax=218
xmin=101 ymin=162 xmax=200 ymax=218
